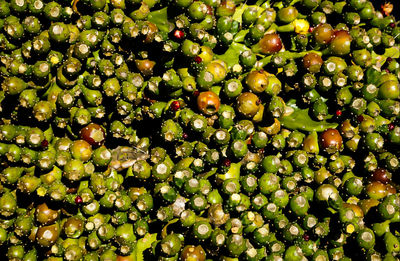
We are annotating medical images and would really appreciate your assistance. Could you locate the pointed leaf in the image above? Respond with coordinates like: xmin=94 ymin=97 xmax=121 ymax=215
xmin=148 ymin=8 xmax=174 ymax=33
xmin=280 ymin=108 xmax=338 ymax=132
xmin=215 ymin=42 xmax=250 ymax=69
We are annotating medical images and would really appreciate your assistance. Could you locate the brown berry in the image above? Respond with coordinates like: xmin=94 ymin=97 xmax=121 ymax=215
xmin=259 ymin=33 xmax=283 ymax=54
xmin=302 ymin=52 xmax=323 ymax=73
xmin=320 ymin=128 xmax=342 ymax=153
xmin=80 ymin=123 xmax=106 ymax=147
xmin=313 ymin=23 xmax=334 ymax=44
xmin=370 ymin=168 xmax=391 ymax=184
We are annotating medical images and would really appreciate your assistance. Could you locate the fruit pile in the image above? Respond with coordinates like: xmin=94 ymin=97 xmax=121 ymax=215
xmin=0 ymin=0 xmax=400 ymax=260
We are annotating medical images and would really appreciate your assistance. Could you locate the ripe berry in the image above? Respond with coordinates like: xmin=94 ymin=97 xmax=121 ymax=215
xmin=197 ymin=91 xmax=220 ymax=116
xmin=371 ymin=168 xmax=391 ymax=184
xmin=170 ymin=101 xmax=181 ymax=111
xmin=335 ymin=110 xmax=342 ymax=117
xmin=223 ymin=158 xmax=231 ymax=167
xmin=194 ymin=56 xmax=202 ymax=64
xmin=388 ymin=123 xmax=395 ymax=131
xmin=320 ymin=128 xmax=342 ymax=153
xmin=41 ymin=139 xmax=49 ymax=148
xmin=80 ymin=123 xmax=106 ymax=147
xmin=173 ymin=30 xmax=184 ymax=39
xmin=75 ymin=196 xmax=83 ymax=204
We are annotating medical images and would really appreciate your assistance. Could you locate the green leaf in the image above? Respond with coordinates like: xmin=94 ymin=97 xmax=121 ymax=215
xmin=131 ymin=233 xmax=158 ymax=261
xmin=233 ymin=29 xmax=249 ymax=43
xmin=201 ymin=167 xmax=218 ymax=179
xmin=280 ymin=108 xmax=338 ymax=132
xmin=0 ymin=91 xmax=5 ymax=106
xmin=365 ymin=67 xmax=381 ymax=85
xmin=161 ymin=218 xmax=179 ymax=238
xmin=327 ymin=207 xmax=337 ymax=214
xmin=371 ymin=46 xmax=400 ymax=68
xmin=232 ymin=3 xmax=247 ymax=24
xmin=148 ymin=8 xmax=174 ymax=33
xmin=44 ymin=126 xmax=54 ymax=143
xmin=232 ymin=4 xmax=265 ymax=26
xmin=384 ymin=46 xmax=400 ymax=58
xmin=217 ymin=162 xmax=241 ymax=180
xmin=215 ymin=42 xmax=250 ymax=69
xmin=210 ymin=86 xmax=222 ymax=96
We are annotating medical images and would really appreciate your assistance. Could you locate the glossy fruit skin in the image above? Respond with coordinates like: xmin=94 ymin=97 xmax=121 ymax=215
xmin=36 ymin=203 xmax=60 ymax=225
xmin=357 ymin=228 xmax=375 ymax=249
xmin=370 ymin=168 xmax=391 ymax=184
xmin=36 ymin=223 xmax=60 ymax=247
xmin=236 ymin=92 xmax=260 ymax=118
xmin=181 ymin=245 xmax=206 ymax=261
xmin=277 ymin=6 xmax=298 ymax=24
xmin=2 ymin=0 xmax=400 ymax=260
xmin=160 ymin=234 xmax=182 ymax=257
xmin=226 ymin=233 xmax=247 ymax=257
xmin=197 ymin=91 xmax=220 ymax=116
xmin=320 ymin=128 xmax=342 ymax=153
xmin=366 ymin=181 xmax=388 ymax=200
xmin=245 ymin=70 xmax=269 ymax=94
xmin=80 ymin=123 xmax=106 ymax=147
xmin=329 ymin=30 xmax=352 ymax=56
xmin=71 ymin=139 xmax=92 ymax=162
xmin=259 ymin=33 xmax=283 ymax=54
xmin=378 ymin=80 xmax=400 ymax=99
xmin=303 ymin=52 xmax=323 ymax=73
xmin=313 ymin=23 xmax=334 ymax=44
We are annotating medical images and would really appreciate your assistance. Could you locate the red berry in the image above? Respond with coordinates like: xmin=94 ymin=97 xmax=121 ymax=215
xmin=41 ymin=139 xmax=48 ymax=148
xmin=357 ymin=115 xmax=364 ymax=122
xmin=387 ymin=57 xmax=393 ymax=62
xmin=388 ymin=123 xmax=395 ymax=131
xmin=170 ymin=100 xmax=181 ymax=111
xmin=303 ymin=234 xmax=310 ymax=241
xmin=335 ymin=110 xmax=342 ymax=117
xmin=75 ymin=196 xmax=83 ymax=204
xmin=223 ymin=158 xmax=231 ymax=167
xmin=308 ymin=27 xmax=314 ymax=33
xmin=182 ymin=133 xmax=188 ymax=139
xmin=390 ymin=23 xmax=396 ymax=28
xmin=385 ymin=68 xmax=390 ymax=73
xmin=194 ymin=56 xmax=202 ymax=64
xmin=173 ymin=30 xmax=184 ymax=39
xmin=193 ymin=90 xmax=200 ymax=97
